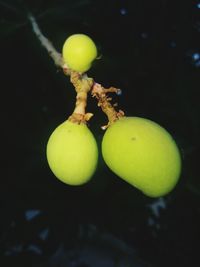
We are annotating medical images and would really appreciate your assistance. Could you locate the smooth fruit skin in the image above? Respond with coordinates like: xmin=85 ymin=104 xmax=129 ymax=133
xmin=46 ymin=120 xmax=98 ymax=185
xmin=62 ymin=34 xmax=97 ymax=73
xmin=102 ymin=117 xmax=182 ymax=197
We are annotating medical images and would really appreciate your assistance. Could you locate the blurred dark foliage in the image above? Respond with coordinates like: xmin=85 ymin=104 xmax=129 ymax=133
xmin=0 ymin=0 xmax=200 ymax=267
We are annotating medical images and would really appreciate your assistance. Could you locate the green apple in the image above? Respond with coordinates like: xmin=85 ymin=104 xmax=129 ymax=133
xmin=47 ymin=120 xmax=98 ymax=185
xmin=102 ymin=117 xmax=181 ymax=197
xmin=62 ymin=34 xmax=97 ymax=73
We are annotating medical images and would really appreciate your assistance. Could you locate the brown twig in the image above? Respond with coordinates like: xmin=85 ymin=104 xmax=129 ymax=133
xmin=28 ymin=13 xmax=124 ymax=127
xmin=68 ymin=72 xmax=94 ymax=124
xmin=91 ymin=83 xmax=124 ymax=129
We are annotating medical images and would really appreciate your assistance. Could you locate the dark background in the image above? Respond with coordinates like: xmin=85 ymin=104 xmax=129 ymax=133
xmin=0 ymin=0 xmax=200 ymax=266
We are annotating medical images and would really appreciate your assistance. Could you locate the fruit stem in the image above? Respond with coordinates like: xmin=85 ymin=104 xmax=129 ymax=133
xmin=91 ymin=83 xmax=124 ymax=129
xmin=28 ymin=13 xmax=124 ymax=127
xmin=68 ymin=72 xmax=94 ymax=124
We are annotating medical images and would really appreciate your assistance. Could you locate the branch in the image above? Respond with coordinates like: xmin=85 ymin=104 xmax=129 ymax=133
xmin=28 ymin=13 xmax=124 ymax=126
xmin=27 ymin=13 xmax=64 ymax=68
xmin=68 ymin=72 xmax=94 ymax=124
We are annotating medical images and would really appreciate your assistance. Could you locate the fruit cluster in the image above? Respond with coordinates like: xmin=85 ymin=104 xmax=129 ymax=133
xmin=46 ymin=34 xmax=182 ymax=198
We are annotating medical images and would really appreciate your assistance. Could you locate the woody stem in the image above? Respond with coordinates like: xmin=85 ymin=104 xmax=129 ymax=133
xmin=68 ymin=72 xmax=94 ymax=124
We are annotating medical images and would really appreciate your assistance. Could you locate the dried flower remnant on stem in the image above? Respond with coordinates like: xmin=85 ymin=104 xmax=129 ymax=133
xmin=92 ymin=83 xmax=124 ymax=129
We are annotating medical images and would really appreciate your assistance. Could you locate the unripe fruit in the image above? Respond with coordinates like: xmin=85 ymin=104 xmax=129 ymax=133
xmin=62 ymin=34 xmax=97 ymax=73
xmin=46 ymin=120 xmax=98 ymax=185
xmin=102 ymin=117 xmax=181 ymax=197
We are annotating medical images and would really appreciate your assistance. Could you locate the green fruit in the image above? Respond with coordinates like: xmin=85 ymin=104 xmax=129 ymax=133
xmin=102 ymin=117 xmax=181 ymax=197
xmin=62 ymin=34 xmax=97 ymax=73
xmin=46 ymin=120 xmax=98 ymax=185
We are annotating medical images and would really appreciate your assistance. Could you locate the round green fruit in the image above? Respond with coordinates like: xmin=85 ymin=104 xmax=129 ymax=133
xmin=62 ymin=34 xmax=97 ymax=73
xmin=102 ymin=117 xmax=181 ymax=197
xmin=46 ymin=120 xmax=98 ymax=185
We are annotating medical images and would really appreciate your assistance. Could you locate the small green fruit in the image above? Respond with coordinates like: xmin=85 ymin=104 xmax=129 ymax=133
xmin=102 ymin=117 xmax=181 ymax=197
xmin=46 ymin=120 xmax=98 ymax=185
xmin=62 ymin=34 xmax=97 ymax=73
